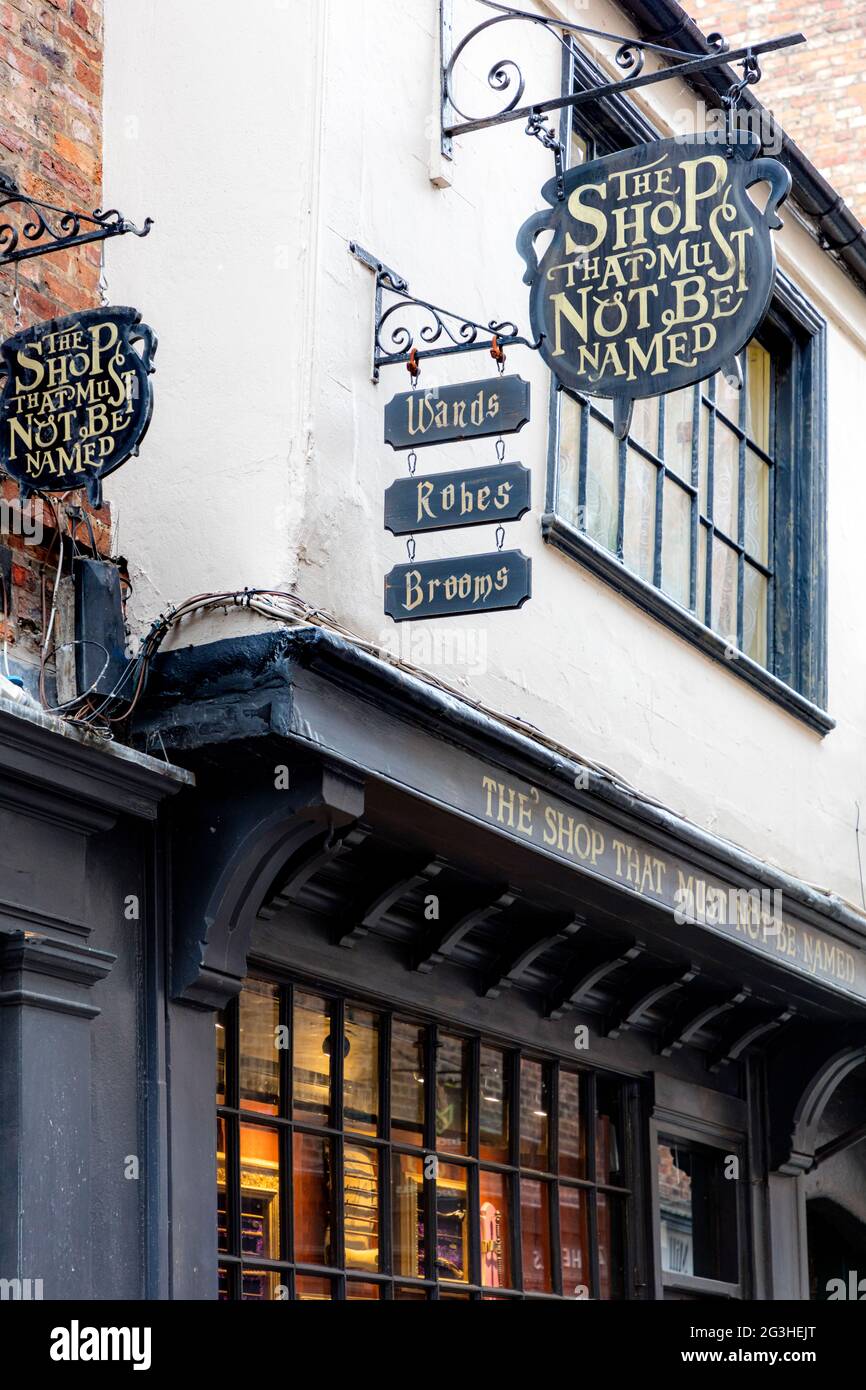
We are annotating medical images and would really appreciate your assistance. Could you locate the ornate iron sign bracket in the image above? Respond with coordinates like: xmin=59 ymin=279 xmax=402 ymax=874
xmin=441 ymin=0 xmax=804 ymax=148
xmin=350 ymin=239 xmax=539 ymax=383
xmin=0 ymin=170 xmax=152 ymax=266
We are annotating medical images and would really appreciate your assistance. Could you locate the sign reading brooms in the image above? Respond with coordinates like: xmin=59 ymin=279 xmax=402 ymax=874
xmin=517 ymin=136 xmax=791 ymax=437
xmin=0 ymin=306 xmax=156 ymax=506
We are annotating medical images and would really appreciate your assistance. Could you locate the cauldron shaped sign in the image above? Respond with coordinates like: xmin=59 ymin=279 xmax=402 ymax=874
xmin=517 ymin=135 xmax=791 ymax=438
xmin=0 ymin=305 xmax=156 ymax=507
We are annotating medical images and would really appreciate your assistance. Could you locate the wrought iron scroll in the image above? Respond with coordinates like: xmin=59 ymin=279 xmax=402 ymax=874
xmin=0 ymin=171 xmax=152 ymax=267
xmin=350 ymin=240 xmax=540 ymax=382
xmin=441 ymin=0 xmax=805 ymax=144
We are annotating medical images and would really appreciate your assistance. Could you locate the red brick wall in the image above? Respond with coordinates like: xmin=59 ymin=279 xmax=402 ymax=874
xmin=694 ymin=0 xmax=866 ymax=226
xmin=0 ymin=0 xmax=109 ymax=683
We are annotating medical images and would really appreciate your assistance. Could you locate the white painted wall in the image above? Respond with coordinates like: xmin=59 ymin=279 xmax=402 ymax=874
xmin=103 ymin=0 xmax=866 ymax=910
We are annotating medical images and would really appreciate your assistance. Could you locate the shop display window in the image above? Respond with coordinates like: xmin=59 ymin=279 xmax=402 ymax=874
xmin=216 ymin=976 xmax=635 ymax=1299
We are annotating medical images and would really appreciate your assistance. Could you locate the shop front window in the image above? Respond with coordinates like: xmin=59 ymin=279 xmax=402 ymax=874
xmin=656 ymin=1135 xmax=742 ymax=1296
xmin=216 ymin=977 xmax=636 ymax=1299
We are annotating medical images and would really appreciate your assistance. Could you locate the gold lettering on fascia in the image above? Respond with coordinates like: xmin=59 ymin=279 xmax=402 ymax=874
xmin=547 ymin=153 xmax=751 ymax=385
xmin=404 ymin=387 xmax=500 ymax=439
xmin=480 ymin=774 xmax=860 ymax=992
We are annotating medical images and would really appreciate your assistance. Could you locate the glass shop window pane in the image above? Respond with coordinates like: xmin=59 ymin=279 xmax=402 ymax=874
xmin=744 ymin=449 xmax=770 ymax=565
xmin=697 ymin=521 xmax=708 ymax=624
xmin=293 ymin=1132 xmax=332 ymax=1266
xmin=559 ymin=1186 xmax=590 ymax=1298
xmin=743 ymin=562 xmax=768 ymax=668
xmin=343 ymin=1142 xmax=380 ymax=1272
xmin=296 ymin=1275 xmax=332 ymax=1300
xmin=710 ymin=537 xmax=738 ymax=644
xmin=520 ymin=1058 xmax=550 ymax=1170
xmin=597 ymin=1193 xmax=626 ymax=1299
xmin=392 ymin=1153 xmax=425 ymax=1278
xmin=585 ymin=413 xmax=619 ymax=551
xmin=657 ymin=1138 xmax=738 ymax=1284
xmin=629 ymin=395 xmax=659 ymax=454
xmin=239 ymin=1123 xmax=281 ymax=1261
xmin=216 ymin=1117 xmax=229 ymax=1253
xmin=479 ymin=1170 xmax=512 ymax=1289
xmin=347 ymin=1281 xmax=381 ymax=1299
xmin=713 ymin=421 xmax=740 ymax=539
xmin=344 ymin=1005 xmax=379 ymax=1136
xmin=292 ymin=991 xmax=331 ymax=1126
xmin=239 ymin=980 xmax=280 ymax=1115
xmin=622 ymin=449 xmax=656 ymax=582
xmin=520 ymin=1179 xmax=552 ymax=1293
xmin=558 ymin=1070 xmax=586 ymax=1180
xmin=436 ymin=1034 xmax=469 ymax=1155
xmin=595 ymin=1080 xmax=625 ymax=1185
xmin=660 ymin=477 xmax=692 ymax=610
xmin=664 ymin=387 xmax=695 ymax=480
xmin=436 ymin=1162 xmax=470 ymax=1283
xmin=479 ymin=1046 xmax=509 ymax=1163
xmin=218 ymin=1265 xmax=230 ymax=1301
xmin=216 ymin=1011 xmax=226 ymax=1105
xmin=699 ymin=405 xmax=711 ymax=515
xmin=391 ymin=1019 xmax=426 ymax=1146
xmin=241 ymin=1269 xmax=283 ymax=1301
xmin=746 ymin=341 xmax=771 ymax=453
xmin=715 ymin=363 xmax=742 ymax=427
xmin=558 ymin=392 xmax=583 ymax=531
xmin=570 ymin=128 xmax=589 ymax=166
xmin=395 ymin=1284 xmax=429 ymax=1299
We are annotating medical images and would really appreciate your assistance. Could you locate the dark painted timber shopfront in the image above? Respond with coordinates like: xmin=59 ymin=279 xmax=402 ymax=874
xmin=81 ymin=625 xmax=864 ymax=1302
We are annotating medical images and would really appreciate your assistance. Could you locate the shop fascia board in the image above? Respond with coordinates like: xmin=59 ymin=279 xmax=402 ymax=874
xmin=0 ymin=694 xmax=192 ymax=832
xmin=136 ymin=626 xmax=866 ymax=957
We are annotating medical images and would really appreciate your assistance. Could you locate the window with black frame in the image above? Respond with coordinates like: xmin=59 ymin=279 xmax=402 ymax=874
xmin=548 ymin=99 xmax=828 ymax=726
xmin=656 ymin=1134 xmax=743 ymax=1298
xmin=216 ymin=977 xmax=637 ymax=1299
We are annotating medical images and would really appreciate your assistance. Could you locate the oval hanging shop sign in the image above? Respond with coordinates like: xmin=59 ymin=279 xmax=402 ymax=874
xmin=517 ymin=136 xmax=791 ymax=437
xmin=0 ymin=305 xmax=156 ymax=507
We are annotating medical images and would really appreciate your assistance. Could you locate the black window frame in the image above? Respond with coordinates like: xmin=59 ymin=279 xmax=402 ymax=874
xmin=543 ymin=41 xmax=831 ymax=736
xmin=216 ymin=971 xmax=645 ymax=1300
xmin=650 ymin=1116 xmax=750 ymax=1300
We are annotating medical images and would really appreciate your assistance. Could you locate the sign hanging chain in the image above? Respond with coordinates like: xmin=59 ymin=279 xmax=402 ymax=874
xmin=495 ymin=523 xmax=505 ymax=552
xmin=98 ymin=239 xmax=109 ymax=307
xmin=12 ymin=260 xmax=22 ymax=331
xmin=495 ymin=437 xmax=505 ymax=463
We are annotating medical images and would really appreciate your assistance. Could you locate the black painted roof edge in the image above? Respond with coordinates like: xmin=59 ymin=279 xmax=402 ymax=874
xmin=614 ymin=0 xmax=866 ymax=294
xmin=139 ymin=624 xmax=866 ymax=943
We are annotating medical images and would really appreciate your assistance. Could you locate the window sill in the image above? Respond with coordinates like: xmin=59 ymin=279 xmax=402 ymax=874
xmin=542 ymin=513 xmax=835 ymax=738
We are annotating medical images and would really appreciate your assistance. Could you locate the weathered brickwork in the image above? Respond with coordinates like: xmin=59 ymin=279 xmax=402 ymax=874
xmin=696 ymin=0 xmax=866 ymax=225
xmin=0 ymin=0 xmax=110 ymax=679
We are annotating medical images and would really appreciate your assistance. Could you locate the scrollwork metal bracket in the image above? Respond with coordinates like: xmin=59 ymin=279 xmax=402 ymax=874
xmin=440 ymin=0 xmax=804 ymax=147
xmin=0 ymin=170 xmax=153 ymax=267
xmin=350 ymin=239 xmax=540 ymax=383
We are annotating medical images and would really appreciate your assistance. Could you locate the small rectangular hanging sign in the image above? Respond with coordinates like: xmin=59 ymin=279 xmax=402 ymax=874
xmin=384 ymin=462 xmax=530 ymax=535
xmin=384 ymin=374 xmax=530 ymax=450
xmin=384 ymin=549 xmax=531 ymax=622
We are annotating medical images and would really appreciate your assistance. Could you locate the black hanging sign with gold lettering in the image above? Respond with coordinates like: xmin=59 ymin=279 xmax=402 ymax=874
xmin=517 ymin=135 xmax=790 ymax=438
xmin=384 ymin=462 xmax=530 ymax=535
xmin=384 ymin=374 xmax=530 ymax=450
xmin=384 ymin=549 xmax=531 ymax=621
xmin=0 ymin=305 xmax=156 ymax=507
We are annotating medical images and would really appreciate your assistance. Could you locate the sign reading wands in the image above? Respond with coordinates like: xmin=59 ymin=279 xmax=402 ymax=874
xmin=517 ymin=136 xmax=791 ymax=438
xmin=0 ymin=306 xmax=156 ymax=507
